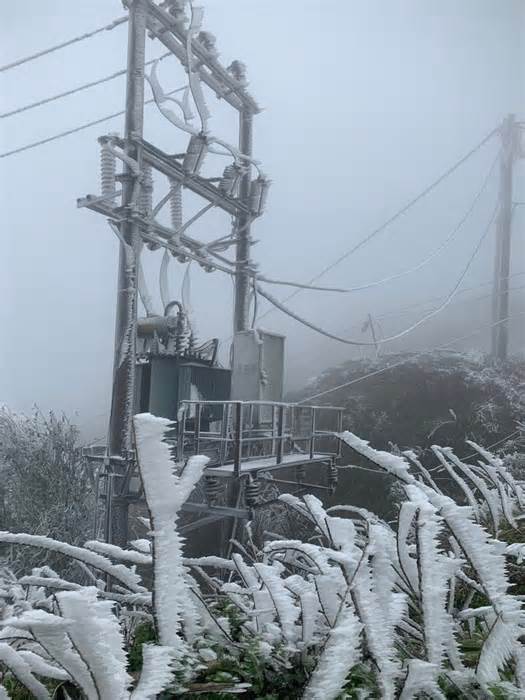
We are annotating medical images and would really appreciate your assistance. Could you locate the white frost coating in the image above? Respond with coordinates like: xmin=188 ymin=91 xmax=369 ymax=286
xmin=397 ymin=502 xmax=420 ymax=593
xmin=56 ymin=588 xmax=132 ymax=700
xmin=427 ymin=491 xmax=523 ymax=681
xmin=338 ymin=431 xmax=414 ymax=482
xmin=431 ymin=446 xmax=480 ymax=517
xmin=506 ymin=543 xmax=525 ymax=563
xmin=253 ymin=563 xmax=300 ymax=644
xmin=17 ymin=650 xmax=70 ymax=681
xmin=399 ymin=660 xmax=445 ymax=699
xmin=84 ymin=540 xmax=152 ymax=566
xmin=0 ymin=532 xmax=144 ymax=592
xmin=130 ymin=539 xmax=152 ymax=554
xmin=410 ymin=492 xmax=455 ymax=667
xmin=0 ymin=644 xmax=51 ymax=700
xmin=130 ymin=645 xmax=175 ymax=699
xmin=303 ymin=602 xmax=362 ymax=700
xmin=439 ymin=447 xmax=501 ymax=534
xmin=133 ymin=413 xmax=208 ymax=656
xmin=284 ymin=575 xmax=321 ymax=646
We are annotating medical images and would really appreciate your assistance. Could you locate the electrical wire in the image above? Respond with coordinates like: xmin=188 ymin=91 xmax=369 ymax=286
xmin=0 ymin=85 xmax=185 ymax=159
xmin=0 ymin=16 xmax=128 ymax=73
xmin=255 ymin=149 xmax=498 ymax=295
xmin=0 ymin=52 xmax=172 ymax=120
xmin=374 ymin=272 xmax=525 ymax=323
xmin=256 ymin=124 xmax=501 ymax=322
xmin=256 ymin=197 xmax=500 ymax=348
xmin=298 ymin=311 xmax=525 ymax=405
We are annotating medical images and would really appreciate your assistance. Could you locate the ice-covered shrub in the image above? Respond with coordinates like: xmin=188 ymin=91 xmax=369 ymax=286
xmin=1 ymin=413 xmax=525 ymax=698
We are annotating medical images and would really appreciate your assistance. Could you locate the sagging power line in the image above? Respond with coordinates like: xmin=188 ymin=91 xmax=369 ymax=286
xmin=0 ymin=16 xmax=127 ymax=73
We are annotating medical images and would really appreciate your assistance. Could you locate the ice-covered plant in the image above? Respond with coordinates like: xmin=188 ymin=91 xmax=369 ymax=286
xmin=1 ymin=414 xmax=525 ymax=698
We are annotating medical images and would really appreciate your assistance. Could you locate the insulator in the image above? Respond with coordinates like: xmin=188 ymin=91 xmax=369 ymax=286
xmin=228 ymin=60 xmax=248 ymax=86
xmin=328 ymin=464 xmax=339 ymax=489
xmin=198 ymin=31 xmax=218 ymax=58
xmin=99 ymin=136 xmax=117 ymax=203
xmin=188 ymin=331 xmax=197 ymax=354
xmin=169 ymin=179 xmax=182 ymax=232
xmin=249 ymin=176 xmax=271 ymax=217
xmin=204 ymin=475 xmax=222 ymax=505
xmin=295 ymin=465 xmax=306 ymax=482
xmin=183 ymin=134 xmax=208 ymax=175
xmin=174 ymin=311 xmax=191 ymax=355
xmin=245 ymin=477 xmax=261 ymax=507
xmin=140 ymin=164 xmax=153 ymax=218
xmin=165 ymin=0 xmax=187 ymax=26
xmin=219 ymin=164 xmax=242 ymax=196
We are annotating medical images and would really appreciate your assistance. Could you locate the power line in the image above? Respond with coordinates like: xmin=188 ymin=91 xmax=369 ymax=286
xmin=0 ymin=16 xmax=128 ymax=74
xmin=339 ymin=280 xmax=525 ymax=338
xmin=298 ymin=310 xmax=525 ymax=404
xmin=0 ymin=52 xmax=171 ymax=119
xmin=374 ymin=272 xmax=525 ymax=323
xmin=0 ymin=86 xmax=184 ymax=159
xmin=257 ymin=124 xmax=501 ymax=323
xmin=254 ymin=145 xmax=499 ymax=296
xmin=256 ymin=197 xmax=500 ymax=348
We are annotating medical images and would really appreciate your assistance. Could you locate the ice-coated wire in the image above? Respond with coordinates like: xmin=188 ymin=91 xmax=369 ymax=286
xmin=0 ymin=85 xmax=185 ymax=159
xmin=256 ymin=197 xmax=500 ymax=347
xmin=298 ymin=311 xmax=525 ymax=405
xmin=0 ymin=16 xmax=128 ymax=73
xmin=1 ymin=52 xmax=172 ymax=119
xmin=256 ymin=123 xmax=501 ymax=322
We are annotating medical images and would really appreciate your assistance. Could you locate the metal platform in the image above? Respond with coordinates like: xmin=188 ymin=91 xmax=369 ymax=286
xmin=204 ymin=452 xmax=332 ymax=476
xmin=175 ymin=399 xmax=343 ymax=477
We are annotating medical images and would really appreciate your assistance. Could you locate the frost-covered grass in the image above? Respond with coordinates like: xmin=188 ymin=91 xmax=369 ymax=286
xmin=1 ymin=413 xmax=525 ymax=698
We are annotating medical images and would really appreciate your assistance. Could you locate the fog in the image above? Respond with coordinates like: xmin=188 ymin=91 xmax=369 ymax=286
xmin=1 ymin=0 xmax=524 ymax=439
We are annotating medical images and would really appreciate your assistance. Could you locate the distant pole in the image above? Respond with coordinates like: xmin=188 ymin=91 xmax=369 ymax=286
xmin=233 ymin=110 xmax=253 ymax=333
xmin=367 ymin=312 xmax=379 ymax=356
xmin=107 ymin=0 xmax=147 ymax=547
xmin=491 ymin=114 xmax=516 ymax=361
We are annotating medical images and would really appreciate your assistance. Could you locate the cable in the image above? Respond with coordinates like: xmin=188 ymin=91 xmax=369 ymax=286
xmin=341 ymin=283 xmax=525 ymax=338
xmin=0 ymin=16 xmax=128 ymax=74
xmin=374 ymin=272 xmax=525 ymax=323
xmin=298 ymin=311 xmax=525 ymax=404
xmin=256 ymin=197 xmax=500 ymax=348
xmin=0 ymin=52 xmax=172 ymax=120
xmin=0 ymin=85 xmax=185 ymax=159
xmin=255 ymin=148 xmax=498 ymax=295
xmin=257 ymin=124 xmax=501 ymax=322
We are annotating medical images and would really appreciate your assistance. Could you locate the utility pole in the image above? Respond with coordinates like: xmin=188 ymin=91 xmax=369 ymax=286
xmin=233 ymin=111 xmax=253 ymax=333
xmin=79 ymin=0 xmax=264 ymax=548
xmin=107 ymin=0 xmax=147 ymax=547
xmin=491 ymin=114 xmax=516 ymax=361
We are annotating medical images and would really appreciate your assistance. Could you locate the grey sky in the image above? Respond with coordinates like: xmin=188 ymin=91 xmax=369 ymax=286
xmin=1 ymin=0 xmax=524 ymax=438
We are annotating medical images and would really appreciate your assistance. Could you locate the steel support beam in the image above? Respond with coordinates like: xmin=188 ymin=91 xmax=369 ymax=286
xmin=233 ymin=111 xmax=253 ymax=333
xmin=107 ymin=0 xmax=147 ymax=548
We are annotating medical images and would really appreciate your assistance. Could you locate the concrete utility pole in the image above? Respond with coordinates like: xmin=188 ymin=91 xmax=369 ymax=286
xmin=233 ymin=111 xmax=254 ymax=333
xmin=491 ymin=114 xmax=516 ymax=361
xmin=107 ymin=0 xmax=147 ymax=547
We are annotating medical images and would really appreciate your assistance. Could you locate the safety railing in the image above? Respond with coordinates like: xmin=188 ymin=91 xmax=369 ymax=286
xmin=176 ymin=400 xmax=344 ymax=475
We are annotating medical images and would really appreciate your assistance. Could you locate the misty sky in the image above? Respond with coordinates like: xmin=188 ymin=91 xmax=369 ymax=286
xmin=1 ymin=0 xmax=524 ymax=439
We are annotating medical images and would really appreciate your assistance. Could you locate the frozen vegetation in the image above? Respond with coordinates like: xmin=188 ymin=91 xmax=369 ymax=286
xmin=1 ymin=413 xmax=525 ymax=698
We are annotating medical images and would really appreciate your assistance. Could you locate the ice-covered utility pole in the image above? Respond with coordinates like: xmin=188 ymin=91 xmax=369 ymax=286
xmin=491 ymin=114 xmax=516 ymax=361
xmin=107 ymin=0 xmax=147 ymax=547
xmin=78 ymin=0 xmax=264 ymax=547
xmin=233 ymin=111 xmax=253 ymax=332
